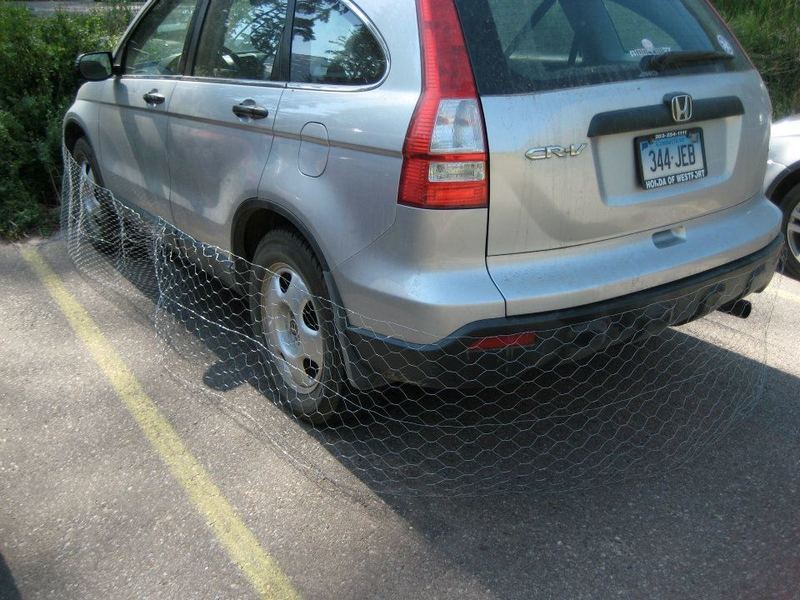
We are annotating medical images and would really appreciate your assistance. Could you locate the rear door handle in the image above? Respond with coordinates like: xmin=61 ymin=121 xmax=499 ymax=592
xmin=232 ymin=100 xmax=269 ymax=120
xmin=143 ymin=90 xmax=166 ymax=105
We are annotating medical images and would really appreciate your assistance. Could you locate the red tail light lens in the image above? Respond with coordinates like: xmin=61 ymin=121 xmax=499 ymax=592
xmin=398 ymin=0 xmax=488 ymax=210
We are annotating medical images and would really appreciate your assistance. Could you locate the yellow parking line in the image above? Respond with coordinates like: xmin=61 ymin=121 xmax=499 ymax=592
xmin=20 ymin=246 xmax=300 ymax=600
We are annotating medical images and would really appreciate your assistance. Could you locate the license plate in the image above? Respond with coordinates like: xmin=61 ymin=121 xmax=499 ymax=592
xmin=636 ymin=128 xmax=707 ymax=190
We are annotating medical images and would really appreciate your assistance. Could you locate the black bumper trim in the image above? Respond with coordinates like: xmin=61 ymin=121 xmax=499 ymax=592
xmin=343 ymin=237 xmax=783 ymax=389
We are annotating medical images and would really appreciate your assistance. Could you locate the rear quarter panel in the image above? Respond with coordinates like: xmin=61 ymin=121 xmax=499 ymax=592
xmin=256 ymin=0 xmax=420 ymax=270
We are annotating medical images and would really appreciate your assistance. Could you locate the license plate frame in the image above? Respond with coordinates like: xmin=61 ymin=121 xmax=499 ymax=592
xmin=635 ymin=128 xmax=708 ymax=191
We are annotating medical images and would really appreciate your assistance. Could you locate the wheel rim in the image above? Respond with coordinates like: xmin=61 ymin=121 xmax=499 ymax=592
xmin=260 ymin=263 xmax=325 ymax=394
xmin=77 ymin=158 xmax=106 ymax=243
xmin=788 ymin=201 xmax=800 ymax=263
xmin=78 ymin=159 xmax=100 ymax=216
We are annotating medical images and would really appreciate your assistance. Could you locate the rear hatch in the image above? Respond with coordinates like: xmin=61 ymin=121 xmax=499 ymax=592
xmin=455 ymin=0 xmax=770 ymax=255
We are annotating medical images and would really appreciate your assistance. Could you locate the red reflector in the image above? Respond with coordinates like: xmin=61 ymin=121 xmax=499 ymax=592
xmin=469 ymin=332 xmax=537 ymax=351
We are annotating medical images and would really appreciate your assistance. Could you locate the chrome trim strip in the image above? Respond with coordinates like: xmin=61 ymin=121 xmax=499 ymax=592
xmin=168 ymin=76 xmax=287 ymax=89
xmin=118 ymin=74 xmax=183 ymax=81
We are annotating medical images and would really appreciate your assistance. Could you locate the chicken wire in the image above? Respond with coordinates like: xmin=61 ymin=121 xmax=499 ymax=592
xmin=60 ymin=147 xmax=784 ymax=496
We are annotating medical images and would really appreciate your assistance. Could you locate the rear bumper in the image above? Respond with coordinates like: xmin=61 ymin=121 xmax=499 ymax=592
xmin=487 ymin=195 xmax=782 ymax=318
xmin=334 ymin=196 xmax=782 ymax=345
xmin=343 ymin=235 xmax=782 ymax=390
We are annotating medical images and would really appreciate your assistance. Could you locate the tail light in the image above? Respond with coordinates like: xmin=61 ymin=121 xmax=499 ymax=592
xmin=398 ymin=0 xmax=488 ymax=210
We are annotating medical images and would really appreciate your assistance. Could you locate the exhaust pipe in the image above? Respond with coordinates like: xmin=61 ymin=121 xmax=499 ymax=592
xmin=718 ymin=299 xmax=752 ymax=319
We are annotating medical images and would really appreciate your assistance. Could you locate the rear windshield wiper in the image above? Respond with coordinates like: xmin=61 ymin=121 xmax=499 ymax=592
xmin=641 ymin=50 xmax=734 ymax=72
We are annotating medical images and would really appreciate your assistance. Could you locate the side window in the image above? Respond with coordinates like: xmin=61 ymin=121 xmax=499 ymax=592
xmin=124 ymin=0 xmax=197 ymax=76
xmin=290 ymin=0 xmax=386 ymax=86
xmin=194 ymin=0 xmax=289 ymax=81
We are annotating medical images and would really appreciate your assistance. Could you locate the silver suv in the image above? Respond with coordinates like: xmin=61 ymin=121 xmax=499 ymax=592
xmin=66 ymin=0 xmax=782 ymax=418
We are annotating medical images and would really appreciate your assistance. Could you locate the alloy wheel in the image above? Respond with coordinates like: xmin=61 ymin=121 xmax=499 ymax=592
xmin=260 ymin=263 xmax=325 ymax=394
xmin=77 ymin=158 xmax=105 ymax=241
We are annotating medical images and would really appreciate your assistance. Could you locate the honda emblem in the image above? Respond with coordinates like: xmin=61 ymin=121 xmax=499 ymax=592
xmin=670 ymin=94 xmax=693 ymax=123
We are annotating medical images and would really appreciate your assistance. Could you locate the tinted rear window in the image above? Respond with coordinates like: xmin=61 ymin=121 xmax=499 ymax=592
xmin=454 ymin=0 xmax=750 ymax=95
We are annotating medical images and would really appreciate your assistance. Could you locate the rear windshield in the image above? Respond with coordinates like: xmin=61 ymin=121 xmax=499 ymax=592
xmin=454 ymin=0 xmax=751 ymax=95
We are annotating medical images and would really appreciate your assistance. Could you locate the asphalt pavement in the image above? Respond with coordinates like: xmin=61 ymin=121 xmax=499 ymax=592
xmin=1 ymin=238 xmax=800 ymax=600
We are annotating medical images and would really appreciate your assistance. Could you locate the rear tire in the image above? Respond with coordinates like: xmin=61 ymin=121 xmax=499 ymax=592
xmin=249 ymin=229 xmax=346 ymax=425
xmin=68 ymin=138 xmax=119 ymax=253
xmin=781 ymin=185 xmax=800 ymax=279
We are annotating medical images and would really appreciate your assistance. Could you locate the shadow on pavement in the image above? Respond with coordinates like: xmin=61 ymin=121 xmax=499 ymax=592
xmin=0 ymin=553 xmax=21 ymax=600
xmin=381 ymin=364 xmax=800 ymax=600
xmin=66 ymin=239 xmax=790 ymax=491
xmin=58 ymin=238 xmax=800 ymax=599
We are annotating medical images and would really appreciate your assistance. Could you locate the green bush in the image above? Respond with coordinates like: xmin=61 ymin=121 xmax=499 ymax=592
xmin=0 ymin=4 xmax=131 ymax=239
xmin=715 ymin=0 xmax=800 ymax=118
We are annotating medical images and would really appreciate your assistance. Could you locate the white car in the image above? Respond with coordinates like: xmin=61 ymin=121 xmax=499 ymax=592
xmin=766 ymin=115 xmax=800 ymax=277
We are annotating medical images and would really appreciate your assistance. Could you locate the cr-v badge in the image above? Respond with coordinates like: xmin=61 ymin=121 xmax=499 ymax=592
xmin=525 ymin=144 xmax=587 ymax=161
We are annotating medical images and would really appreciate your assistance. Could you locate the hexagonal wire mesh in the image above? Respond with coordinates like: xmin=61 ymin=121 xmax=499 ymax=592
xmin=61 ymin=147 xmax=785 ymax=496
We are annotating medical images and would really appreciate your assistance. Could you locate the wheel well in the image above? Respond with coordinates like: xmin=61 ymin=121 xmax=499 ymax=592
xmin=769 ymin=164 xmax=800 ymax=207
xmin=234 ymin=204 xmax=329 ymax=271
xmin=63 ymin=121 xmax=86 ymax=153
